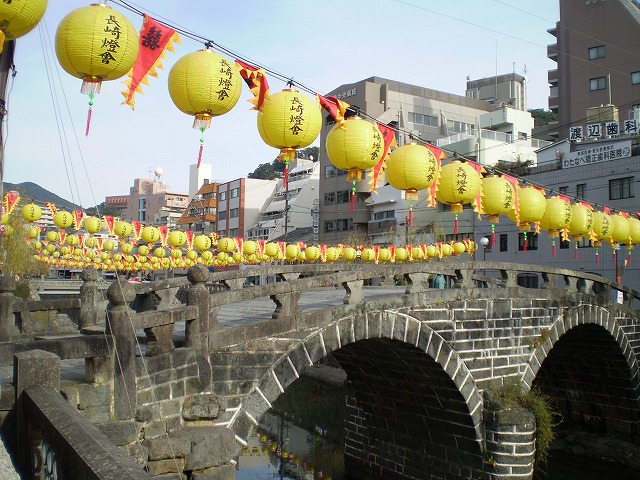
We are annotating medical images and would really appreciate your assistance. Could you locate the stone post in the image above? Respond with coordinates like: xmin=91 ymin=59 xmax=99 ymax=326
xmin=106 ymin=278 xmax=137 ymax=420
xmin=14 ymin=350 xmax=60 ymax=477
xmin=404 ymin=272 xmax=430 ymax=294
xmin=342 ymin=279 xmax=364 ymax=305
xmin=186 ymin=264 xmax=212 ymax=389
xmin=0 ymin=275 xmax=19 ymax=341
xmin=270 ymin=292 xmax=301 ymax=319
xmin=484 ymin=405 xmax=536 ymax=480
xmin=79 ymin=267 xmax=100 ymax=329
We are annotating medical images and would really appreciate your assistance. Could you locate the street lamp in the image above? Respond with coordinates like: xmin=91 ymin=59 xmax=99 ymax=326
xmin=479 ymin=236 xmax=490 ymax=280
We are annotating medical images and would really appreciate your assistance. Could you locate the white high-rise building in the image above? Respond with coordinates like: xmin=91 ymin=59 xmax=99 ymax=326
xmin=189 ymin=163 xmax=213 ymax=199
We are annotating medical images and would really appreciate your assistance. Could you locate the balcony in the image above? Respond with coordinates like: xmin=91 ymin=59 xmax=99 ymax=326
xmin=367 ymin=218 xmax=397 ymax=235
xmin=548 ymin=69 xmax=558 ymax=84
xmin=547 ymin=44 xmax=558 ymax=61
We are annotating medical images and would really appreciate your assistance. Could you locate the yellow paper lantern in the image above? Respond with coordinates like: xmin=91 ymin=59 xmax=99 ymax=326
xmin=53 ymin=211 xmax=73 ymax=229
xmin=193 ymin=234 xmax=212 ymax=252
xmin=45 ymin=230 xmax=59 ymax=242
xmin=141 ymin=226 xmax=161 ymax=244
xmin=265 ymin=242 xmax=280 ymax=258
xmin=628 ymin=217 xmax=640 ymax=246
xmin=412 ymin=246 xmax=425 ymax=260
xmin=167 ymin=230 xmax=186 ymax=248
xmin=453 ymin=242 xmax=466 ymax=255
xmin=297 ymin=251 xmax=306 ymax=262
xmin=55 ymin=4 xmax=138 ymax=132
xmin=436 ymin=160 xmax=481 ymax=234
xmin=243 ymin=240 xmax=258 ymax=256
xmin=481 ymin=175 xmax=515 ymax=223
xmin=386 ymin=143 xmax=439 ymax=224
xmin=21 ymin=203 xmax=42 ymax=223
xmin=285 ymin=244 xmax=300 ymax=261
xmin=84 ymin=216 xmax=102 ymax=235
xmin=171 ymin=249 xmax=183 ymax=259
xmin=114 ymin=220 xmax=133 ymax=239
xmin=326 ymin=117 xmax=384 ymax=182
xmin=218 ymin=237 xmax=236 ymax=253
xmin=0 ymin=0 xmax=47 ymax=51
xmin=592 ymin=210 xmax=614 ymax=245
xmin=102 ymin=239 xmax=117 ymax=252
xmin=610 ymin=214 xmax=630 ymax=246
xmin=325 ymin=247 xmax=340 ymax=263
xmin=305 ymin=246 xmax=320 ymax=261
xmin=377 ymin=248 xmax=391 ymax=263
xmin=342 ymin=247 xmax=357 ymax=262
xmin=540 ymin=197 xmax=572 ymax=238
xmin=121 ymin=243 xmax=133 ymax=254
xmin=154 ymin=247 xmax=166 ymax=258
xmin=395 ymin=247 xmax=408 ymax=262
xmin=65 ymin=234 xmax=79 ymax=246
xmin=441 ymin=243 xmax=452 ymax=257
xmin=27 ymin=226 xmax=40 ymax=239
xmin=361 ymin=248 xmax=375 ymax=262
xmin=257 ymin=89 xmax=321 ymax=182
xmin=507 ymin=186 xmax=546 ymax=232
xmin=84 ymin=236 xmax=98 ymax=248
xmin=568 ymin=203 xmax=594 ymax=241
xmin=426 ymin=245 xmax=438 ymax=258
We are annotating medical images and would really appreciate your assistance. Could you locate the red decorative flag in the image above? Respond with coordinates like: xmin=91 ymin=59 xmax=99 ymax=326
xmin=132 ymin=221 xmax=144 ymax=241
xmin=603 ymin=206 xmax=611 ymax=215
xmin=185 ymin=230 xmax=194 ymax=250
xmin=103 ymin=215 xmax=115 ymax=235
xmin=72 ymin=210 xmax=86 ymax=231
xmin=3 ymin=192 xmax=19 ymax=216
xmin=158 ymin=226 xmax=169 ymax=247
xmin=44 ymin=201 xmax=57 ymax=217
xmin=236 ymin=60 xmax=270 ymax=111
xmin=235 ymin=237 xmax=243 ymax=255
xmin=122 ymin=15 xmax=180 ymax=109
xmin=58 ymin=229 xmax=67 ymax=246
xmin=369 ymin=123 xmax=397 ymax=193
xmin=318 ymin=95 xmax=349 ymax=128
xmin=256 ymin=239 xmax=266 ymax=255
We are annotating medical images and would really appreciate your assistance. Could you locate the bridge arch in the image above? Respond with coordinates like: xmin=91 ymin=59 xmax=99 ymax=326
xmin=522 ymin=303 xmax=640 ymax=440
xmin=235 ymin=309 xmax=485 ymax=479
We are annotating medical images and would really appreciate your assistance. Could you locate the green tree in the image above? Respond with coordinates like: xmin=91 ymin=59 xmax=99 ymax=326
xmin=85 ymin=202 xmax=120 ymax=217
xmin=0 ymin=215 xmax=48 ymax=278
xmin=528 ymin=109 xmax=558 ymax=128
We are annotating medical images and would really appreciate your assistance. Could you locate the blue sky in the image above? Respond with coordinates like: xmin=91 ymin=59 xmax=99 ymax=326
xmin=4 ymin=0 xmax=559 ymax=208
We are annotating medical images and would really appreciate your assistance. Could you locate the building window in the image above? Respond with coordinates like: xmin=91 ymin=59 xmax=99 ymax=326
xmin=373 ymin=210 xmax=395 ymax=220
xmin=324 ymin=165 xmax=344 ymax=178
xmin=632 ymin=72 xmax=640 ymax=85
xmin=218 ymin=210 xmax=227 ymax=220
xmin=609 ymin=177 xmax=634 ymax=200
xmin=409 ymin=112 xmax=438 ymax=127
xmin=518 ymin=233 xmax=538 ymax=251
xmin=228 ymin=228 xmax=238 ymax=237
xmin=588 ymin=45 xmax=605 ymax=60
xmin=230 ymin=188 xmax=239 ymax=198
xmin=219 ymin=191 xmax=227 ymax=201
xmin=229 ymin=208 xmax=239 ymax=218
xmin=499 ymin=234 xmax=508 ymax=252
xmin=590 ymin=77 xmax=607 ymax=91
xmin=559 ymin=186 xmax=568 ymax=195
xmin=336 ymin=190 xmax=350 ymax=203
xmin=324 ymin=192 xmax=336 ymax=205
xmin=447 ymin=120 xmax=472 ymax=133
xmin=576 ymin=183 xmax=586 ymax=200
xmin=559 ymin=238 xmax=570 ymax=249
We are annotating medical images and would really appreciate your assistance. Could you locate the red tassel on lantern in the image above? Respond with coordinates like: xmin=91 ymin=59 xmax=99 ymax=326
xmin=454 ymin=213 xmax=459 ymax=235
xmin=85 ymin=93 xmax=94 ymax=136
xmin=349 ymin=190 xmax=355 ymax=214
xmin=283 ymin=160 xmax=289 ymax=189
xmin=408 ymin=206 xmax=413 ymax=227
xmin=491 ymin=224 xmax=495 ymax=249
xmin=595 ymin=248 xmax=599 ymax=266
xmin=552 ymin=239 xmax=556 ymax=257
xmin=574 ymin=242 xmax=579 ymax=260
xmin=197 ymin=127 xmax=205 ymax=168
xmin=523 ymin=232 xmax=528 ymax=252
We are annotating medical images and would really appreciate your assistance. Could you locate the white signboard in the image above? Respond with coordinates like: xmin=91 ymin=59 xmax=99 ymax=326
xmin=562 ymin=140 xmax=631 ymax=168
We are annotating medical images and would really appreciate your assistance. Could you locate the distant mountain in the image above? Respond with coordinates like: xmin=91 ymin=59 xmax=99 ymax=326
xmin=2 ymin=182 xmax=81 ymax=211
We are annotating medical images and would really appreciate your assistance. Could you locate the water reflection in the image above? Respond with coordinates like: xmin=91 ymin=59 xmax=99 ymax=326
xmin=236 ymin=373 xmax=639 ymax=480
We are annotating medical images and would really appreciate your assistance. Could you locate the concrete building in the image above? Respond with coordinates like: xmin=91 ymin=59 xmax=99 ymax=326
xmin=465 ymin=72 xmax=528 ymax=111
xmin=319 ymin=76 xmax=495 ymax=246
xmin=176 ymin=181 xmax=219 ymax=234
xmin=123 ymin=178 xmax=188 ymax=227
xmin=103 ymin=195 xmax=128 ymax=217
xmin=216 ymin=178 xmax=276 ymax=238
xmin=246 ymin=159 xmax=320 ymax=243
xmin=547 ymin=0 xmax=640 ymax=139
xmin=188 ymin=163 xmax=213 ymax=199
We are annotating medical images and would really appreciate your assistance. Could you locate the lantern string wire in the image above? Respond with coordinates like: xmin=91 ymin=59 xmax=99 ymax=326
xmin=107 ymin=0 xmax=634 ymax=216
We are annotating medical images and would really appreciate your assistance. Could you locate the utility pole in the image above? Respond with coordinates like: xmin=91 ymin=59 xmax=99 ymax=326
xmin=0 ymin=41 xmax=15 ymax=220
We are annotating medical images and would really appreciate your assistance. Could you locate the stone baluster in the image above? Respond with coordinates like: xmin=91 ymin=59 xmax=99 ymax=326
xmin=500 ymin=269 xmax=518 ymax=288
xmin=186 ymin=265 xmax=213 ymax=389
xmin=454 ymin=269 xmax=474 ymax=289
xmin=270 ymin=292 xmax=301 ymax=319
xmin=79 ymin=267 xmax=100 ymax=329
xmin=106 ymin=278 xmax=137 ymax=420
xmin=342 ymin=279 xmax=364 ymax=305
xmin=223 ymin=277 xmax=244 ymax=291
xmin=0 ymin=275 xmax=20 ymax=341
xmin=541 ymin=272 xmax=557 ymax=290
xmin=404 ymin=272 xmax=430 ymax=294
xmin=562 ymin=274 xmax=579 ymax=292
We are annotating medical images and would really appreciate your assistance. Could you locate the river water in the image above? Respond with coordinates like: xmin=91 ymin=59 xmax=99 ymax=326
xmin=236 ymin=375 xmax=639 ymax=480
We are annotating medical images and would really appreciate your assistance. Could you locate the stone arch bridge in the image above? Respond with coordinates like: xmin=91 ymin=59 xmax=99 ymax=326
xmin=1 ymin=261 xmax=640 ymax=480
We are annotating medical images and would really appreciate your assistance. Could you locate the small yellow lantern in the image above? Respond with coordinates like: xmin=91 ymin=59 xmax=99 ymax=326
xmin=84 ymin=216 xmax=102 ymax=235
xmin=0 ymin=0 xmax=48 ymax=52
xmin=325 ymin=117 xmax=385 ymax=212
xmin=377 ymin=248 xmax=391 ymax=263
xmin=168 ymin=48 xmax=242 ymax=165
xmin=361 ymin=248 xmax=375 ymax=262
xmin=453 ymin=242 xmax=466 ymax=256
xmin=114 ymin=220 xmax=133 ymax=239
xmin=592 ymin=209 xmax=615 ymax=266
xmin=243 ymin=240 xmax=258 ymax=256
xmin=257 ymin=89 xmax=321 ymax=186
xmin=168 ymin=230 xmax=187 ymax=248
xmin=436 ymin=160 xmax=482 ymax=234
xmin=193 ymin=234 xmax=211 ymax=252
xmin=141 ymin=226 xmax=161 ymax=244
xmin=325 ymin=247 xmax=340 ymax=263
xmin=507 ymin=186 xmax=546 ymax=251
xmin=305 ymin=246 xmax=320 ymax=262
xmin=53 ymin=211 xmax=73 ymax=229
xmin=46 ymin=230 xmax=59 ymax=242
xmin=265 ymin=242 xmax=280 ymax=258
xmin=218 ymin=237 xmax=236 ymax=253
xmin=21 ymin=203 xmax=42 ymax=223
xmin=342 ymin=247 xmax=357 ymax=262
xmin=628 ymin=217 xmax=640 ymax=247
xmin=395 ymin=247 xmax=408 ymax=262
xmin=386 ymin=143 xmax=439 ymax=226
xmin=55 ymin=4 xmax=139 ymax=134
xmin=285 ymin=244 xmax=300 ymax=261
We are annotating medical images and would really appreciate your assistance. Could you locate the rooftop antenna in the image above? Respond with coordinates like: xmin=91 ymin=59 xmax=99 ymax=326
xmin=154 ymin=167 xmax=164 ymax=184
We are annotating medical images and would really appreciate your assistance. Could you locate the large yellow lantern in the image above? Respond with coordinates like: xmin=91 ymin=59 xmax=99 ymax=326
xmin=53 ymin=210 xmax=73 ymax=229
xmin=21 ymin=203 xmax=42 ymax=223
xmin=481 ymin=175 xmax=515 ymax=247
xmin=193 ymin=234 xmax=212 ymax=252
xmin=304 ymin=246 xmax=320 ymax=262
xmin=628 ymin=217 xmax=640 ymax=247
xmin=567 ymin=203 xmax=594 ymax=260
xmin=610 ymin=214 xmax=630 ymax=246
xmin=218 ymin=237 xmax=236 ymax=253
xmin=168 ymin=48 xmax=242 ymax=165
xmin=141 ymin=226 xmax=160 ymax=244
xmin=84 ymin=216 xmax=102 ymax=235
xmin=243 ymin=240 xmax=258 ymax=256
xmin=325 ymin=247 xmax=340 ymax=263
xmin=386 ymin=143 xmax=439 ymax=226
xmin=114 ymin=220 xmax=133 ymax=239
xmin=540 ymin=196 xmax=571 ymax=256
xmin=285 ymin=244 xmax=300 ymax=261
xmin=55 ymin=4 xmax=138 ymax=134
xmin=0 ymin=0 xmax=48 ymax=52
xmin=436 ymin=160 xmax=482 ymax=234
xmin=342 ymin=247 xmax=357 ymax=262
xmin=257 ymin=89 xmax=321 ymax=186
xmin=592 ymin=209 xmax=614 ymax=266
xmin=508 ymin=186 xmax=546 ymax=231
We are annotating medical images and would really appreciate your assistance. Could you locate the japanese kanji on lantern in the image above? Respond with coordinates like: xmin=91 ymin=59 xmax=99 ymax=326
xmin=591 ymin=208 xmax=615 ymax=266
xmin=0 ymin=0 xmax=48 ymax=53
xmin=539 ymin=196 xmax=572 ymax=257
xmin=55 ymin=4 xmax=139 ymax=135
xmin=168 ymin=48 xmax=242 ymax=167
xmin=568 ymin=202 xmax=594 ymax=259
xmin=481 ymin=175 xmax=515 ymax=248
xmin=435 ymin=160 xmax=482 ymax=235
xmin=506 ymin=185 xmax=546 ymax=252
xmin=385 ymin=143 xmax=439 ymax=227
xmin=325 ymin=117 xmax=386 ymax=213
xmin=257 ymin=88 xmax=321 ymax=188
